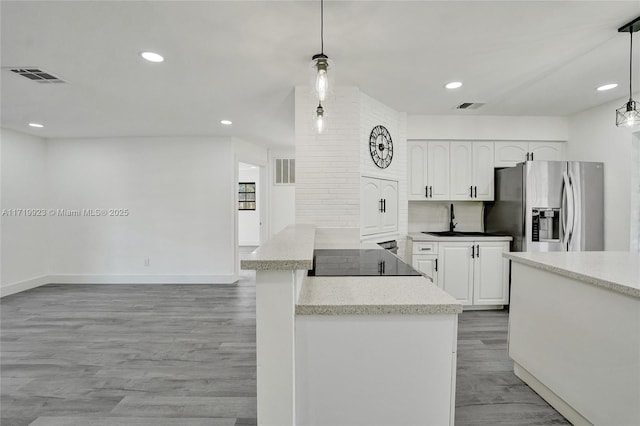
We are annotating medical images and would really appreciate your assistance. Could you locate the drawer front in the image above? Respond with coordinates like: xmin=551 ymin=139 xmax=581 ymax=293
xmin=413 ymin=242 xmax=437 ymax=254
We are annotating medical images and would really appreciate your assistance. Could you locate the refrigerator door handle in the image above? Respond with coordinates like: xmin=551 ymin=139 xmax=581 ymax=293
xmin=568 ymin=170 xmax=580 ymax=250
xmin=562 ymin=171 xmax=574 ymax=248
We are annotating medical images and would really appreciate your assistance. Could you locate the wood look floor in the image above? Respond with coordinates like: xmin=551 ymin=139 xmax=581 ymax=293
xmin=2 ymin=273 xmax=568 ymax=425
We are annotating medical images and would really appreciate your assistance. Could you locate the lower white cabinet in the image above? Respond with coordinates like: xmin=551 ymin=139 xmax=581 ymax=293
xmin=436 ymin=241 xmax=509 ymax=306
xmin=361 ymin=177 xmax=398 ymax=236
xmin=411 ymin=242 xmax=439 ymax=287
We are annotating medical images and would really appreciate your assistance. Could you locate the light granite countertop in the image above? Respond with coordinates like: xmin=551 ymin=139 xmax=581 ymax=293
xmin=505 ymin=251 xmax=640 ymax=299
xmin=296 ymin=275 xmax=462 ymax=315
xmin=408 ymin=232 xmax=513 ymax=242
xmin=240 ymin=224 xmax=316 ymax=270
xmin=242 ymin=225 xmax=463 ymax=315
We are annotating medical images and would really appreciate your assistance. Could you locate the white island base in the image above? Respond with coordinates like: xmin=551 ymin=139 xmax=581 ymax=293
xmin=296 ymin=314 xmax=457 ymax=426
xmin=507 ymin=252 xmax=640 ymax=426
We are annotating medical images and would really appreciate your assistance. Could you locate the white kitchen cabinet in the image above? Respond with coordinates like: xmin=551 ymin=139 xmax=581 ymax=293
xmin=411 ymin=242 xmax=439 ymax=287
xmin=450 ymin=141 xmax=494 ymax=201
xmin=437 ymin=241 xmax=509 ymax=307
xmin=407 ymin=141 xmax=449 ymax=200
xmin=361 ymin=176 xmax=398 ymax=236
xmin=494 ymin=141 xmax=565 ymax=167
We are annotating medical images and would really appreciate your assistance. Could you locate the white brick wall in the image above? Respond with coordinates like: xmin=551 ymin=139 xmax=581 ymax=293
xmin=294 ymin=85 xmax=408 ymax=256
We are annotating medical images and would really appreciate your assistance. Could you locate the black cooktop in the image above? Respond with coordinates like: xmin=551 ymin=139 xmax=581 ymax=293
xmin=309 ymin=249 xmax=421 ymax=277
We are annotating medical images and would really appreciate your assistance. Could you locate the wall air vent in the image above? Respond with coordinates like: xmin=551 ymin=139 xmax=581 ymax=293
xmin=456 ymin=102 xmax=485 ymax=110
xmin=6 ymin=68 xmax=67 ymax=83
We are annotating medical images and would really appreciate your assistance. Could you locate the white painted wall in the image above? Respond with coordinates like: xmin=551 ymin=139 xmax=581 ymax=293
xmin=1 ymin=129 xmax=48 ymax=294
xmin=45 ymin=137 xmax=237 ymax=282
xmin=238 ymin=165 xmax=261 ymax=246
xmin=408 ymin=115 xmax=568 ymax=141
xmin=269 ymin=148 xmax=295 ymax=238
xmin=567 ymin=96 xmax=640 ymax=251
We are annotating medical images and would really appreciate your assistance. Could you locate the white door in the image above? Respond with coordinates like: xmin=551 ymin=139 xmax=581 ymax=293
xmin=472 ymin=142 xmax=495 ymax=200
xmin=407 ymin=142 xmax=429 ymax=200
xmin=529 ymin=142 xmax=565 ymax=161
xmin=438 ymin=242 xmax=473 ymax=305
xmin=473 ymin=242 xmax=509 ymax=305
xmin=380 ymin=180 xmax=398 ymax=233
xmin=361 ymin=177 xmax=382 ymax=236
xmin=494 ymin=141 xmax=528 ymax=167
xmin=427 ymin=141 xmax=450 ymax=200
xmin=413 ymin=256 xmax=439 ymax=287
xmin=449 ymin=141 xmax=473 ymax=200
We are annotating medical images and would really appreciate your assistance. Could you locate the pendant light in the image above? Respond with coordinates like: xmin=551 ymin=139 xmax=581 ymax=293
xmin=616 ymin=17 xmax=640 ymax=127
xmin=315 ymin=103 xmax=325 ymax=134
xmin=312 ymin=0 xmax=330 ymax=103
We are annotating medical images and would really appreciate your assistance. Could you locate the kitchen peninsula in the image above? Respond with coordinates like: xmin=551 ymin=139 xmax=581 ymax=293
xmin=506 ymin=251 xmax=640 ymax=426
xmin=241 ymin=225 xmax=462 ymax=426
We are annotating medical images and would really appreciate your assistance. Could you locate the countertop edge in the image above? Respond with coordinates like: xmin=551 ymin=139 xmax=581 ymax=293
xmin=407 ymin=233 xmax=513 ymax=242
xmin=295 ymin=304 xmax=463 ymax=315
xmin=504 ymin=253 xmax=640 ymax=299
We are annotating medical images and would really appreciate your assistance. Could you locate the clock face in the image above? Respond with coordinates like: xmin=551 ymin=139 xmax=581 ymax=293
xmin=369 ymin=125 xmax=393 ymax=169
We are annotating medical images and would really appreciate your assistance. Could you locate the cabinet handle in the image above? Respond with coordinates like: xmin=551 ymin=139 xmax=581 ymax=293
xmin=526 ymin=152 xmax=530 ymax=161
xmin=474 ymin=186 xmax=477 ymax=198
xmin=420 ymin=247 xmax=432 ymax=251
xmin=382 ymin=199 xmax=386 ymax=213
xmin=425 ymin=186 xmax=429 ymax=198
xmin=531 ymin=152 xmax=534 ymax=160
xmin=379 ymin=199 xmax=384 ymax=213
xmin=471 ymin=246 xmax=475 ymax=258
xmin=435 ymin=258 xmax=438 ymax=272
xmin=429 ymin=186 xmax=433 ymax=198
xmin=476 ymin=244 xmax=479 ymax=257
xmin=469 ymin=186 xmax=473 ymax=198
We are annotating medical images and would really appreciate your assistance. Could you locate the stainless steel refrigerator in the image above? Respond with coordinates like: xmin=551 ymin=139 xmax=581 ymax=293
xmin=485 ymin=161 xmax=604 ymax=252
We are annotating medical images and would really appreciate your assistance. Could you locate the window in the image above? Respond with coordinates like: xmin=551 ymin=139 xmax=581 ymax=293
xmin=238 ymin=182 xmax=256 ymax=210
xmin=275 ymin=158 xmax=295 ymax=184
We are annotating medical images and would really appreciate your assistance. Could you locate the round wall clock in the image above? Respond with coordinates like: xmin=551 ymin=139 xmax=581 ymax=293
xmin=369 ymin=125 xmax=393 ymax=169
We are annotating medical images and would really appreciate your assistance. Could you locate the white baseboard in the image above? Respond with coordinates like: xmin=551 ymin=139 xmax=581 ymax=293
xmin=0 ymin=275 xmax=50 ymax=298
xmin=514 ymin=362 xmax=592 ymax=426
xmin=0 ymin=274 xmax=239 ymax=297
xmin=49 ymin=274 xmax=238 ymax=285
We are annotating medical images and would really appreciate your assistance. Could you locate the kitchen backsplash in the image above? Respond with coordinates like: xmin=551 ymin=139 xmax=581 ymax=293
xmin=408 ymin=201 xmax=484 ymax=233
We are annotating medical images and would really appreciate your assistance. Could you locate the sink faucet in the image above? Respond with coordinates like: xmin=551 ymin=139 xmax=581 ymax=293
xmin=449 ymin=203 xmax=457 ymax=232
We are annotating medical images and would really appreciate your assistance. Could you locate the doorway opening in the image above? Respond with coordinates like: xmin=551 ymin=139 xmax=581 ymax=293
xmin=237 ymin=162 xmax=263 ymax=275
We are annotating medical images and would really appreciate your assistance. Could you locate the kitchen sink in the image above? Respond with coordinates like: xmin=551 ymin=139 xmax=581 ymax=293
xmin=423 ymin=231 xmax=505 ymax=237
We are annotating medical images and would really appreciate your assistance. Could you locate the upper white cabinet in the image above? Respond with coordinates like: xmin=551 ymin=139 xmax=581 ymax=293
xmin=407 ymin=141 xmax=449 ymax=200
xmin=450 ymin=141 xmax=494 ymax=201
xmin=494 ymin=141 xmax=565 ymax=167
xmin=361 ymin=176 xmax=398 ymax=236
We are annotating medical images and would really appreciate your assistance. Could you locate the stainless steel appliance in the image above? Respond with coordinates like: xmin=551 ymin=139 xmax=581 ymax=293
xmin=485 ymin=161 xmax=604 ymax=252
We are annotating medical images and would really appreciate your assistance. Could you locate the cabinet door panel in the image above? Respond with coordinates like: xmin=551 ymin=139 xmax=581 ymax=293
xmin=473 ymin=142 xmax=495 ymax=200
xmin=494 ymin=142 xmax=528 ymax=167
xmin=361 ymin=178 xmax=382 ymax=236
xmin=427 ymin=141 xmax=450 ymax=200
xmin=438 ymin=243 xmax=473 ymax=305
xmin=380 ymin=180 xmax=398 ymax=233
xmin=449 ymin=142 xmax=473 ymax=200
xmin=408 ymin=142 xmax=429 ymax=200
xmin=413 ymin=255 xmax=439 ymax=288
xmin=528 ymin=142 xmax=564 ymax=161
xmin=473 ymin=242 xmax=509 ymax=305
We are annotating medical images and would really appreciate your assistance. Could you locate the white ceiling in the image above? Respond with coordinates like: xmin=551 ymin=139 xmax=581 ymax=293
xmin=2 ymin=1 xmax=639 ymax=147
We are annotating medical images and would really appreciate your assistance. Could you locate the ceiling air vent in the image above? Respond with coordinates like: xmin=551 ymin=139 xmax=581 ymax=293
xmin=456 ymin=102 xmax=485 ymax=110
xmin=7 ymin=68 xmax=67 ymax=83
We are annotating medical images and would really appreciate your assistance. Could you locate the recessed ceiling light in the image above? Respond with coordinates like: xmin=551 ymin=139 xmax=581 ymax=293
xmin=220 ymin=120 xmax=232 ymax=125
xmin=596 ymin=83 xmax=618 ymax=91
xmin=140 ymin=51 xmax=164 ymax=63
xmin=28 ymin=123 xmax=44 ymax=128
xmin=445 ymin=81 xmax=463 ymax=89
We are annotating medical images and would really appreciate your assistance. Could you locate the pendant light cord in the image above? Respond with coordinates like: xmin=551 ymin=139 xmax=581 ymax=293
xmin=630 ymin=30 xmax=634 ymax=102
xmin=320 ymin=0 xmax=324 ymax=54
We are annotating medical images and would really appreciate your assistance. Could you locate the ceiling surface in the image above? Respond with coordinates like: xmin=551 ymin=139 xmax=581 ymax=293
xmin=2 ymin=1 xmax=640 ymax=147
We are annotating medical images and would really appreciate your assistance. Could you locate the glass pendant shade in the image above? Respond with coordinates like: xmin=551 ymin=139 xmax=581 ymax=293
xmin=315 ymin=103 xmax=325 ymax=134
xmin=313 ymin=54 xmax=329 ymax=102
xmin=616 ymin=100 xmax=640 ymax=127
